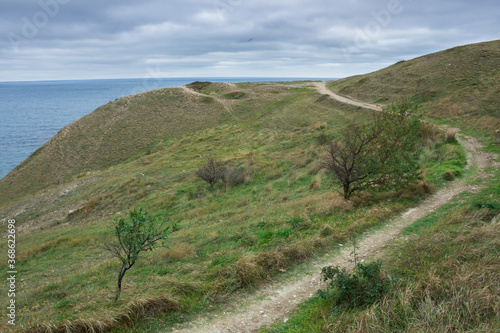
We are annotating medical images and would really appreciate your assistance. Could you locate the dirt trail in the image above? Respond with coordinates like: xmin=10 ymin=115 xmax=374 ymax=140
xmin=168 ymin=84 xmax=497 ymax=333
xmin=180 ymin=85 xmax=239 ymax=119
xmin=311 ymin=81 xmax=382 ymax=111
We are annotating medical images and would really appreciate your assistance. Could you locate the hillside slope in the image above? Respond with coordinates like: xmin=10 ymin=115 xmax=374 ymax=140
xmin=0 ymin=82 xmax=316 ymax=206
xmin=0 ymin=41 xmax=497 ymax=332
xmin=328 ymin=40 xmax=500 ymax=135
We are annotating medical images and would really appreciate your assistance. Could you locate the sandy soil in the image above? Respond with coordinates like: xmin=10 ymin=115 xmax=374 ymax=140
xmin=167 ymin=83 xmax=497 ymax=333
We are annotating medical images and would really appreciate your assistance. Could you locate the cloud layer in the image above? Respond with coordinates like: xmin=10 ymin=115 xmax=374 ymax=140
xmin=1 ymin=0 xmax=499 ymax=81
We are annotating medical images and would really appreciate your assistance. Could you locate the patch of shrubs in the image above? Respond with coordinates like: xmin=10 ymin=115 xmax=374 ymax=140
xmin=196 ymin=155 xmax=249 ymax=189
xmin=319 ymin=260 xmax=392 ymax=308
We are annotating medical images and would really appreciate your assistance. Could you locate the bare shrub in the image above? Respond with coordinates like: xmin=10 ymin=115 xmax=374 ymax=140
xmin=196 ymin=155 xmax=225 ymax=189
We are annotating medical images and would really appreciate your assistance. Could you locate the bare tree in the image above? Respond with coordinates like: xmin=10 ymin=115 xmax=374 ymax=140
xmin=196 ymin=155 xmax=225 ymax=189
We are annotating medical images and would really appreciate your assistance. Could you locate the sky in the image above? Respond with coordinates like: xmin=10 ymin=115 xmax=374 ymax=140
xmin=1 ymin=0 xmax=499 ymax=82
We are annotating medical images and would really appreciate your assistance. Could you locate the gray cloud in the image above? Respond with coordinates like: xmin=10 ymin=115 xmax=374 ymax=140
xmin=1 ymin=0 xmax=499 ymax=81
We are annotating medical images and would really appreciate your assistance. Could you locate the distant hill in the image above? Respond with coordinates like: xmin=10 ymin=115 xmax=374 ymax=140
xmin=328 ymin=40 xmax=500 ymax=135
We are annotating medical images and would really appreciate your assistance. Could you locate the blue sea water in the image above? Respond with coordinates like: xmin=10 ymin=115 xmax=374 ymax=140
xmin=0 ymin=77 xmax=334 ymax=180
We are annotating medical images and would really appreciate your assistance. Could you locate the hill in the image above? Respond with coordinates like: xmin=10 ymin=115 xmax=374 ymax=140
xmin=0 ymin=41 xmax=498 ymax=332
xmin=328 ymin=40 xmax=500 ymax=135
xmin=0 ymin=81 xmax=337 ymax=206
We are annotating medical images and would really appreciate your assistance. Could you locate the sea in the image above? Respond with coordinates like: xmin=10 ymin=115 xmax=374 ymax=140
xmin=0 ymin=77 xmax=335 ymax=180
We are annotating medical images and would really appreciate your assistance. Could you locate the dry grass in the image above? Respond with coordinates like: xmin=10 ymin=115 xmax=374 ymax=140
xmin=446 ymin=128 xmax=459 ymax=142
xmin=26 ymin=296 xmax=179 ymax=333
xmin=309 ymin=169 xmax=325 ymax=190
xmin=257 ymin=249 xmax=288 ymax=272
xmin=235 ymin=255 xmax=264 ymax=287
xmin=161 ymin=243 xmax=195 ymax=262
xmin=419 ymin=122 xmax=444 ymax=147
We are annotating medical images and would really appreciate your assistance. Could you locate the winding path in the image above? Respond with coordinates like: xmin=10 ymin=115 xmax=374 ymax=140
xmin=311 ymin=81 xmax=382 ymax=111
xmin=167 ymin=83 xmax=496 ymax=333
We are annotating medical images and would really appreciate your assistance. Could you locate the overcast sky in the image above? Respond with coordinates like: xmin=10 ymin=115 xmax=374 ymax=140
xmin=1 ymin=0 xmax=499 ymax=82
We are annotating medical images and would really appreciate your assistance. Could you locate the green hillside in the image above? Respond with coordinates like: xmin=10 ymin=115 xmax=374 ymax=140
xmin=0 ymin=41 xmax=498 ymax=332
xmin=328 ymin=40 xmax=500 ymax=135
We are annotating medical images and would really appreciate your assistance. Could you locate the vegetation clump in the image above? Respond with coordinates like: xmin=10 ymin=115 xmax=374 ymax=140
xmin=224 ymin=91 xmax=246 ymax=99
xmin=195 ymin=155 xmax=225 ymax=189
xmin=320 ymin=260 xmax=392 ymax=308
xmin=222 ymin=166 xmax=247 ymax=186
xmin=321 ymin=99 xmax=423 ymax=199
xmin=186 ymin=81 xmax=212 ymax=92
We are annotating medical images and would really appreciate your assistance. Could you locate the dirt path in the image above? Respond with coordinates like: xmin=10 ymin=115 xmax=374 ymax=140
xmin=180 ymin=85 xmax=239 ymax=119
xmin=168 ymin=85 xmax=496 ymax=333
xmin=311 ymin=81 xmax=382 ymax=111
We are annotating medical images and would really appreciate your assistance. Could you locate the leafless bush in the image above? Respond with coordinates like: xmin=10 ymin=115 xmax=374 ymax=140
xmin=195 ymin=155 xmax=225 ymax=189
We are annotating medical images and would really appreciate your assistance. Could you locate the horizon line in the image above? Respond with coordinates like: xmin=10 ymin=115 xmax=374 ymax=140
xmin=0 ymin=76 xmax=340 ymax=84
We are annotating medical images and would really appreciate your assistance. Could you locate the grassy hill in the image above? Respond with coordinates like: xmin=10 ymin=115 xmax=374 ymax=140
xmin=0 ymin=83 xmax=253 ymax=204
xmin=0 ymin=41 xmax=498 ymax=332
xmin=328 ymin=40 xmax=500 ymax=136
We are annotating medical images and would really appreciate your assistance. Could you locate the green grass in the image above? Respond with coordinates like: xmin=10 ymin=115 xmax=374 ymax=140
xmin=260 ymin=163 xmax=499 ymax=333
xmin=0 ymin=81 xmax=464 ymax=332
xmin=1 ymin=41 xmax=498 ymax=332
xmin=419 ymin=139 xmax=467 ymax=185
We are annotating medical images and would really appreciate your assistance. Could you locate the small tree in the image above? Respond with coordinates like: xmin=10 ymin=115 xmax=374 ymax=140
xmin=104 ymin=208 xmax=171 ymax=301
xmin=196 ymin=155 xmax=225 ymax=189
xmin=321 ymin=99 xmax=422 ymax=199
